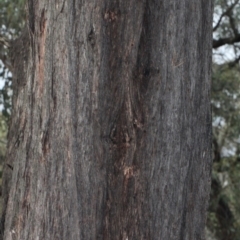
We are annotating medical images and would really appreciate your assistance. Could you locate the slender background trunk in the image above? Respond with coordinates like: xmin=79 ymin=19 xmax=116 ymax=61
xmin=1 ymin=0 xmax=213 ymax=239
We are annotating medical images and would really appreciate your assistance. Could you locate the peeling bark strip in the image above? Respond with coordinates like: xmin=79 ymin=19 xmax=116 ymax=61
xmin=1 ymin=1 xmax=213 ymax=239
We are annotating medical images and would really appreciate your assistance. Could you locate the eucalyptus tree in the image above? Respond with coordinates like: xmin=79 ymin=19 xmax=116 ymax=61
xmin=1 ymin=1 xmax=213 ymax=239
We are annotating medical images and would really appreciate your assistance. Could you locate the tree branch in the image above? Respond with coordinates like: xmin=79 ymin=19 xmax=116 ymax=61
xmin=228 ymin=55 xmax=240 ymax=68
xmin=213 ymin=34 xmax=240 ymax=48
xmin=226 ymin=7 xmax=239 ymax=37
xmin=213 ymin=0 xmax=240 ymax=32
xmin=0 ymin=35 xmax=12 ymax=72
xmin=0 ymin=52 xmax=12 ymax=72
xmin=0 ymin=37 xmax=10 ymax=49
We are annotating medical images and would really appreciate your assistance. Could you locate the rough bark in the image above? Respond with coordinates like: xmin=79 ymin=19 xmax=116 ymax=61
xmin=1 ymin=0 xmax=213 ymax=239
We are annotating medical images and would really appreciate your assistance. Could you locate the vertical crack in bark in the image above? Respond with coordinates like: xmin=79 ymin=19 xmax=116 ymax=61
xmin=37 ymin=9 xmax=47 ymax=96
xmin=102 ymin=1 xmax=149 ymax=238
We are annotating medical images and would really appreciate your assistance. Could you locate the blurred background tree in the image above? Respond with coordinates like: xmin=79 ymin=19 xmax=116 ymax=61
xmin=0 ymin=0 xmax=240 ymax=239
xmin=0 ymin=0 xmax=26 ymax=211
xmin=0 ymin=0 xmax=25 ymax=119
xmin=209 ymin=1 xmax=240 ymax=240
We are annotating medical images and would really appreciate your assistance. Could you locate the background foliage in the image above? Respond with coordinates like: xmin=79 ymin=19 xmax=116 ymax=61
xmin=0 ymin=0 xmax=25 ymax=120
xmin=209 ymin=1 xmax=240 ymax=240
xmin=0 ymin=0 xmax=26 ymax=212
xmin=0 ymin=0 xmax=240 ymax=239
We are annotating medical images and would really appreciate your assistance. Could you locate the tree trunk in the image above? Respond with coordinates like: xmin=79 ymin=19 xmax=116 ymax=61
xmin=1 ymin=1 xmax=213 ymax=239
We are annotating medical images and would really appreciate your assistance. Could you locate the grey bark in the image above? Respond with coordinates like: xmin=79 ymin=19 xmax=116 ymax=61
xmin=1 ymin=0 xmax=213 ymax=239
